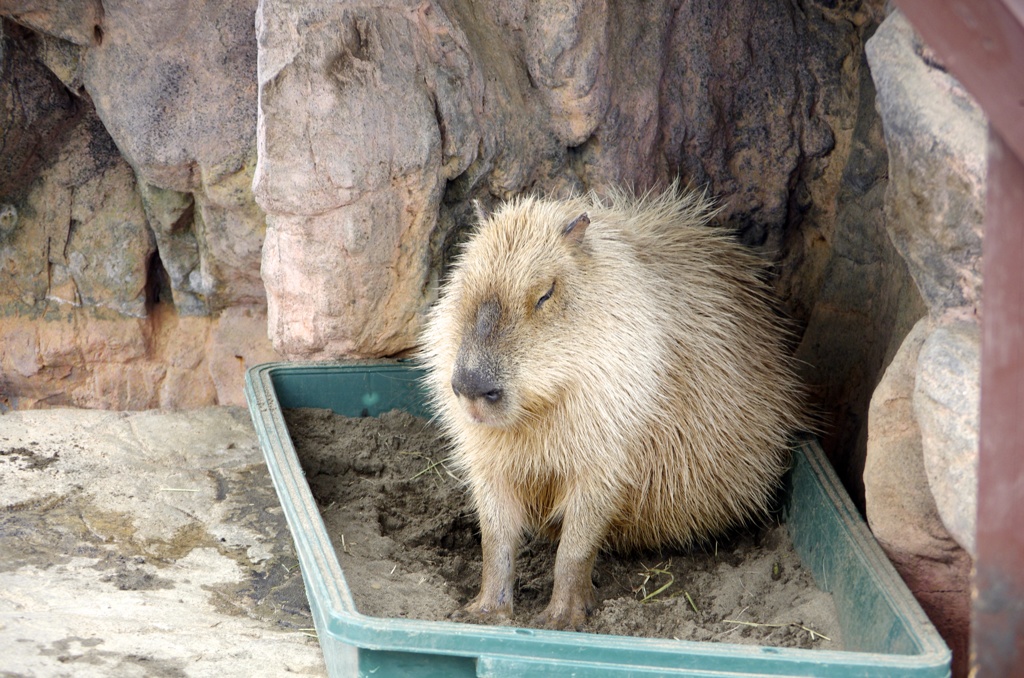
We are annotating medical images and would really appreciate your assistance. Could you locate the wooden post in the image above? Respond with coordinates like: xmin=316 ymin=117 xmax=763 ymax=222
xmin=974 ymin=130 xmax=1024 ymax=676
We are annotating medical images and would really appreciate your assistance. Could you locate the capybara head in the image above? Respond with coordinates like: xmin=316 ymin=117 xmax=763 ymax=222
xmin=423 ymin=197 xmax=594 ymax=429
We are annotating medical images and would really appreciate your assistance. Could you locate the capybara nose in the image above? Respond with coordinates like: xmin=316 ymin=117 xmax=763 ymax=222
xmin=451 ymin=367 xmax=503 ymax=404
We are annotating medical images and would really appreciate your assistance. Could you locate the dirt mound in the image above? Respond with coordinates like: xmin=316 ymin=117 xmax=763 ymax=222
xmin=285 ymin=407 xmax=841 ymax=649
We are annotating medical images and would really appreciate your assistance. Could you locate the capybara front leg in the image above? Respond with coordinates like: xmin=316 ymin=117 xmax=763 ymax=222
xmin=451 ymin=479 xmax=523 ymax=623
xmin=536 ymin=495 xmax=609 ymax=631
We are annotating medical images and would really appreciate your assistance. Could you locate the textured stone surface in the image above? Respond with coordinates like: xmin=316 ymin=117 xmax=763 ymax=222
xmin=862 ymin=13 xmax=985 ymax=675
xmin=3 ymin=1 xmax=266 ymax=316
xmin=785 ymin=14 xmax=927 ymax=502
xmin=1 ymin=107 xmax=155 ymax=317
xmin=254 ymin=0 xmax=890 ymax=360
xmin=80 ymin=0 xmax=257 ymax=193
xmin=0 ymin=0 xmax=102 ymax=46
xmin=1 ymin=4 xmax=277 ymax=409
xmin=78 ymin=0 xmax=264 ymax=313
xmin=866 ymin=11 xmax=986 ymax=317
xmin=208 ymin=305 xmax=281 ymax=405
xmin=914 ymin=322 xmax=979 ymax=557
xmin=0 ymin=20 xmax=80 ymax=204
xmin=0 ymin=305 xmax=276 ymax=410
xmin=254 ymin=0 xmax=473 ymax=357
xmin=138 ymin=181 xmax=206 ymax=315
xmin=525 ymin=0 xmax=610 ymax=147
xmin=865 ymin=6 xmax=984 ymax=563
xmin=864 ymin=317 xmax=971 ymax=678
xmin=662 ymin=0 xmax=841 ymax=248
xmin=556 ymin=0 xmax=672 ymax=190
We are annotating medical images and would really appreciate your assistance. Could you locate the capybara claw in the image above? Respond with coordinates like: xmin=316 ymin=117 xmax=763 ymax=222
xmin=534 ymin=602 xmax=590 ymax=632
xmin=448 ymin=599 xmax=511 ymax=626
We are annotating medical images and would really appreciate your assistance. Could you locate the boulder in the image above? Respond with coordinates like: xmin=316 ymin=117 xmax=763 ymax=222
xmin=863 ymin=12 xmax=984 ymax=675
xmin=865 ymin=8 xmax=983 ymax=560
xmin=865 ymin=317 xmax=972 ymax=678
xmin=866 ymin=11 xmax=985 ymax=316
xmin=914 ymin=322 xmax=979 ymax=557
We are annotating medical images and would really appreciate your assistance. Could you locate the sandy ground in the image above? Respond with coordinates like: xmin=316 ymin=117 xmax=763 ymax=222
xmin=0 ymin=401 xmax=843 ymax=677
xmin=0 ymin=407 xmax=325 ymax=678
xmin=285 ymin=407 xmax=843 ymax=649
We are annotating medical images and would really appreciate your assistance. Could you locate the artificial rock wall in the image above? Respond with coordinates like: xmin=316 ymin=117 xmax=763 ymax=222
xmin=1 ymin=0 xmax=901 ymax=424
xmin=252 ymin=0 xmax=884 ymax=361
xmin=0 ymin=2 xmax=979 ymax=671
xmin=0 ymin=2 xmax=275 ymax=408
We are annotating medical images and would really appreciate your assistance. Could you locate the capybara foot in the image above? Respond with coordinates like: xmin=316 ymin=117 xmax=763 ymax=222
xmin=448 ymin=597 xmax=511 ymax=625
xmin=534 ymin=593 xmax=595 ymax=631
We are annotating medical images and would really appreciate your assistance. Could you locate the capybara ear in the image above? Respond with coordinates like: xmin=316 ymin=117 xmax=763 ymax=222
xmin=473 ymin=199 xmax=490 ymax=224
xmin=563 ymin=212 xmax=590 ymax=244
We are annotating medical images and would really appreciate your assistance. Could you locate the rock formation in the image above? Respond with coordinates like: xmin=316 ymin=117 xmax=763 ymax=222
xmin=864 ymin=11 xmax=982 ymax=676
xmin=0 ymin=2 xmax=274 ymax=408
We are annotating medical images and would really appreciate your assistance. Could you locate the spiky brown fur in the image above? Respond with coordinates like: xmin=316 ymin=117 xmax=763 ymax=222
xmin=419 ymin=185 xmax=806 ymax=630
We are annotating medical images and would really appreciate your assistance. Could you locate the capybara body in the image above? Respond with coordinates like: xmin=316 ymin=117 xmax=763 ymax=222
xmin=420 ymin=186 xmax=806 ymax=630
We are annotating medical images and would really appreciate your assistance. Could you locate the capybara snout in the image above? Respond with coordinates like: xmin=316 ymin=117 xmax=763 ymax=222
xmin=450 ymin=366 xmax=503 ymax=403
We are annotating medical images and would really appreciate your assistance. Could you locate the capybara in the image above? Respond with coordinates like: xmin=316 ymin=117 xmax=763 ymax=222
xmin=419 ymin=185 xmax=806 ymax=630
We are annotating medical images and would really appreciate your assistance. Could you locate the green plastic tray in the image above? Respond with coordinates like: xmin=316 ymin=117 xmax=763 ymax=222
xmin=245 ymin=361 xmax=950 ymax=678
